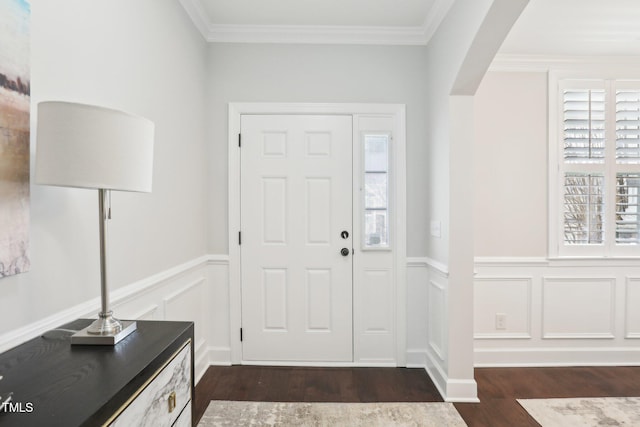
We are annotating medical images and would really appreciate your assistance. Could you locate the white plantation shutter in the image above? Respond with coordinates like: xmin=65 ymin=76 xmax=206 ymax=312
xmin=563 ymin=89 xmax=606 ymax=163
xmin=616 ymin=173 xmax=640 ymax=244
xmin=616 ymin=90 xmax=640 ymax=164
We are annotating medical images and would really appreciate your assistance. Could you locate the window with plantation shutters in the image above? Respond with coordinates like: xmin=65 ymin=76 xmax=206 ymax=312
xmin=554 ymin=79 xmax=640 ymax=256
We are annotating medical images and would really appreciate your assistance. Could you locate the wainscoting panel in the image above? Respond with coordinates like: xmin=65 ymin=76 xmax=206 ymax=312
xmin=356 ymin=268 xmax=396 ymax=364
xmin=130 ymin=304 xmax=159 ymax=321
xmin=405 ymin=261 xmax=429 ymax=365
xmin=428 ymin=273 xmax=446 ymax=362
xmin=164 ymin=277 xmax=207 ymax=350
xmin=625 ymin=278 xmax=640 ymax=339
xmin=474 ymin=277 xmax=531 ymax=339
xmin=474 ymin=258 xmax=640 ymax=366
xmin=542 ymin=277 xmax=615 ymax=339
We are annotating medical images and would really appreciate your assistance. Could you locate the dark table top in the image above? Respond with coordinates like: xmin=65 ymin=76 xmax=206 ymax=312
xmin=0 ymin=319 xmax=193 ymax=427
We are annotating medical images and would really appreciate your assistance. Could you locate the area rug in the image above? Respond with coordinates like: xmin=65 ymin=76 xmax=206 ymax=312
xmin=198 ymin=400 xmax=467 ymax=427
xmin=518 ymin=397 xmax=640 ymax=426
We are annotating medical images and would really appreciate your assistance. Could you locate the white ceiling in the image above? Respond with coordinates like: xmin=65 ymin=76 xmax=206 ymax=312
xmin=180 ymin=0 xmax=640 ymax=56
xmin=499 ymin=0 xmax=640 ymax=56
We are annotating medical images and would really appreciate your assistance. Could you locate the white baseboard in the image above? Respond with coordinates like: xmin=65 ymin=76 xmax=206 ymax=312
xmin=208 ymin=346 xmax=233 ymax=366
xmin=195 ymin=340 xmax=210 ymax=383
xmin=238 ymin=361 xmax=398 ymax=368
xmin=425 ymin=348 xmax=479 ymax=402
xmin=445 ymin=380 xmax=479 ymax=403
xmin=406 ymin=349 xmax=428 ymax=367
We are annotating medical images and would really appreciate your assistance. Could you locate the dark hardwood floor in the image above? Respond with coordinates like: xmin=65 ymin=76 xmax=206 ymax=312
xmin=195 ymin=365 xmax=640 ymax=426
xmin=455 ymin=366 xmax=640 ymax=427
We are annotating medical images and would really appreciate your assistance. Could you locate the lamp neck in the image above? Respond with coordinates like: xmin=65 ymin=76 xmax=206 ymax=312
xmin=98 ymin=189 xmax=111 ymax=316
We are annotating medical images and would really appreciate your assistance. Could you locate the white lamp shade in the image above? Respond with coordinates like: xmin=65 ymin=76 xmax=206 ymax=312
xmin=35 ymin=101 xmax=154 ymax=192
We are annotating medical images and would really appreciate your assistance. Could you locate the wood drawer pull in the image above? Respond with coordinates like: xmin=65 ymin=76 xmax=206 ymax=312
xmin=168 ymin=391 xmax=177 ymax=413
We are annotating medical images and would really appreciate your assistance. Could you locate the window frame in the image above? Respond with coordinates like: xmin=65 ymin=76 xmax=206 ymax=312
xmin=550 ymin=72 xmax=640 ymax=258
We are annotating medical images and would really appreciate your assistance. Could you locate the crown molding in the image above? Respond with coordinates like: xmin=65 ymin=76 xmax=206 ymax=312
xmin=205 ymin=23 xmax=428 ymax=45
xmin=490 ymin=54 xmax=640 ymax=73
xmin=178 ymin=0 xmax=210 ymax=40
xmin=179 ymin=0 xmax=454 ymax=45
xmin=422 ymin=0 xmax=454 ymax=44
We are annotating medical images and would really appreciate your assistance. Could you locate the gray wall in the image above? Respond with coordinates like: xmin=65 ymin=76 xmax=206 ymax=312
xmin=206 ymin=43 xmax=430 ymax=256
xmin=0 ymin=0 xmax=209 ymax=335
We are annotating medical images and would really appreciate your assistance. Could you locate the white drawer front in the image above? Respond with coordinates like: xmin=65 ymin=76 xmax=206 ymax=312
xmin=174 ymin=401 xmax=192 ymax=427
xmin=110 ymin=343 xmax=191 ymax=427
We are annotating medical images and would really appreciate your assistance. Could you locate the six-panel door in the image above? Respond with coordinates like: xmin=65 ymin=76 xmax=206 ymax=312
xmin=240 ymin=115 xmax=353 ymax=362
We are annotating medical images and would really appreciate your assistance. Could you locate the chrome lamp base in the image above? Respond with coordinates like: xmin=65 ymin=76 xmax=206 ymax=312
xmin=71 ymin=313 xmax=137 ymax=345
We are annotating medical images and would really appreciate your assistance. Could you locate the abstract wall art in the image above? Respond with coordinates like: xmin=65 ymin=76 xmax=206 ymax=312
xmin=0 ymin=0 xmax=31 ymax=278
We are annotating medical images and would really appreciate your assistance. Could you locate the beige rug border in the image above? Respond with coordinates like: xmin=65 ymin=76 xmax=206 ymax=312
xmin=199 ymin=400 xmax=468 ymax=426
xmin=517 ymin=396 xmax=640 ymax=427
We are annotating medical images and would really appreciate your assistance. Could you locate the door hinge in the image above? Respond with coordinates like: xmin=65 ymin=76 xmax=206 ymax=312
xmin=240 ymin=328 xmax=243 ymax=342
xmin=238 ymin=133 xmax=242 ymax=147
xmin=239 ymin=231 xmax=242 ymax=245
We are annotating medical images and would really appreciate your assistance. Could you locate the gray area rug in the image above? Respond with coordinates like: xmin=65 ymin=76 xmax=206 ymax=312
xmin=518 ymin=397 xmax=640 ymax=426
xmin=198 ymin=400 xmax=467 ymax=427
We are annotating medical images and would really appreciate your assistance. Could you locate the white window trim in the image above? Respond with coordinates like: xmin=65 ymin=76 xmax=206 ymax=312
xmin=549 ymin=70 xmax=640 ymax=258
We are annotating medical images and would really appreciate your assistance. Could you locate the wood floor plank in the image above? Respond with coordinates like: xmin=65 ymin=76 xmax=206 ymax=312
xmin=194 ymin=366 xmax=442 ymax=423
xmin=195 ymin=365 xmax=640 ymax=425
xmin=456 ymin=366 xmax=640 ymax=426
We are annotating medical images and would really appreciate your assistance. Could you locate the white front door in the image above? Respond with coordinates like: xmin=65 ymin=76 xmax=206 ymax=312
xmin=240 ymin=115 xmax=353 ymax=362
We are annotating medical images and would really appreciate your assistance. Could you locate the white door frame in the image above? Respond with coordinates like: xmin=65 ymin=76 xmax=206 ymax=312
xmin=228 ymin=103 xmax=407 ymax=366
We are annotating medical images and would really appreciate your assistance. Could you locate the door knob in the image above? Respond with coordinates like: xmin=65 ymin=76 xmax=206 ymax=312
xmin=341 ymin=248 xmax=350 ymax=256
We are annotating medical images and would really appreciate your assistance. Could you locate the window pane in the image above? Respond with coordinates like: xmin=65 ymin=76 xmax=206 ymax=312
xmin=363 ymin=134 xmax=390 ymax=249
xmin=364 ymin=135 xmax=388 ymax=172
xmin=564 ymin=173 xmax=605 ymax=244
xmin=365 ymin=173 xmax=387 ymax=209
xmin=617 ymin=90 xmax=640 ymax=164
xmin=365 ymin=210 xmax=388 ymax=247
xmin=563 ymin=90 xmax=605 ymax=164
xmin=616 ymin=173 xmax=640 ymax=245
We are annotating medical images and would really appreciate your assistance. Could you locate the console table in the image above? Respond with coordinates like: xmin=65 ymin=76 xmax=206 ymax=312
xmin=0 ymin=319 xmax=194 ymax=426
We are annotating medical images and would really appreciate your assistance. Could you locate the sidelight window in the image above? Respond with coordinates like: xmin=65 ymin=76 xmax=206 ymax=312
xmin=363 ymin=134 xmax=390 ymax=249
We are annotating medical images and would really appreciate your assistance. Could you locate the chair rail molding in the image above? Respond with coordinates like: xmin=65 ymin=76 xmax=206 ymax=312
xmin=0 ymin=254 xmax=230 ymax=384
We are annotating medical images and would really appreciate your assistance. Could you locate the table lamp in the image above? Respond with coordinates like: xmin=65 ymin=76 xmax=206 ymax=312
xmin=35 ymin=101 xmax=154 ymax=345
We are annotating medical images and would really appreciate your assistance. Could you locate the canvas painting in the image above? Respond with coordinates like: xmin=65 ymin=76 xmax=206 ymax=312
xmin=0 ymin=0 xmax=30 ymax=278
